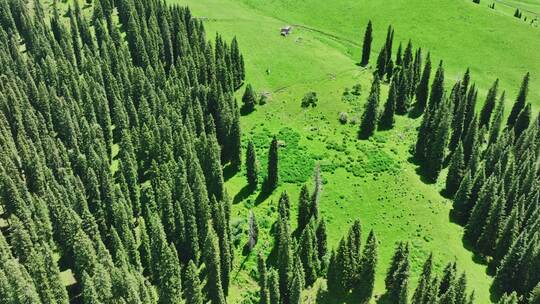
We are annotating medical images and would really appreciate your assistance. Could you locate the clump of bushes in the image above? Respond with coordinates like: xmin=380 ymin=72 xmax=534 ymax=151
xmin=259 ymin=92 xmax=270 ymax=105
xmin=301 ymin=91 xmax=318 ymax=107
xmin=351 ymin=83 xmax=362 ymax=96
xmin=339 ymin=112 xmax=348 ymax=124
xmin=514 ymin=8 xmax=522 ymax=18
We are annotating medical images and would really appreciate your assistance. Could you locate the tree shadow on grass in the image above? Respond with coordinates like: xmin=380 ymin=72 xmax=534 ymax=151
xmin=254 ymin=187 xmax=272 ymax=206
xmin=233 ymin=185 xmax=253 ymax=205
xmin=408 ymin=105 xmax=424 ymax=119
xmin=407 ymin=154 xmax=438 ymax=185
xmin=222 ymin=164 xmax=237 ymax=182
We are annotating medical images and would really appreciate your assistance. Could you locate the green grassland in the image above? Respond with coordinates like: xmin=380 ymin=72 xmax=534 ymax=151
xmin=171 ymin=0 xmax=525 ymax=302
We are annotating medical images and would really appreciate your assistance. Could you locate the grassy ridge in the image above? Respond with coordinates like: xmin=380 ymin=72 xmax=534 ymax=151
xmin=240 ymin=0 xmax=540 ymax=109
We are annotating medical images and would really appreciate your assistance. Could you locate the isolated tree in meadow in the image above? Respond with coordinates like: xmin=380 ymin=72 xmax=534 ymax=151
xmin=247 ymin=209 xmax=259 ymax=252
xmin=267 ymin=136 xmax=279 ymax=191
xmin=242 ymin=84 xmax=257 ymax=114
xmin=379 ymin=76 xmax=397 ymax=129
xmin=361 ymin=20 xmax=373 ymax=66
xmin=445 ymin=142 xmax=465 ymax=197
xmin=415 ymin=53 xmax=431 ymax=112
xmin=184 ymin=260 xmax=203 ymax=304
xmin=479 ymin=79 xmax=499 ymax=129
xmin=310 ymin=165 xmax=322 ymax=219
xmin=507 ymin=72 xmax=530 ymax=126
xmin=246 ymin=141 xmax=259 ymax=189
xmin=359 ymin=75 xmax=381 ymax=139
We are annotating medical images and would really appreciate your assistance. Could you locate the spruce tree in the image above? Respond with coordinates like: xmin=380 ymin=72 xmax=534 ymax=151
xmin=412 ymin=254 xmax=434 ymax=304
xmin=242 ymin=84 xmax=257 ymax=114
xmin=316 ymin=219 xmax=328 ymax=266
xmin=268 ymin=269 xmax=281 ymax=304
xmin=184 ymin=260 xmax=203 ymax=304
xmin=507 ymin=72 xmax=530 ymax=126
xmin=489 ymin=92 xmax=505 ymax=145
xmin=425 ymin=103 xmax=451 ymax=182
xmin=479 ymin=79 xmax=499 ymax=129
xmin=415 ymin=53 xmax=431 ymax=112
xmin=379 ymin=77 xmax=397 ymax=129
xmin=428 ymin=61 xmax=445 ymax=108
xmin=258 ymin=253 xmax=269 ymax=304
xmin=375 ymin=45 xmax=388 ymax=79
xmin=247 ymin=209 xmax=259 ymax=252
xmin=297 ymin=184 xmax=311 ymax=233
xmin=361 ymin=20 xmax=373 ymax=66
xmin=266 ymin=136 xmax=279 ymax=192
xmin=204 ymin=226 xmax=226 ymax=304
xmin=445 ymin=142 xmax=465 ymax=197
xmin=326 ymin=240 xmax=352 ymax=297
xmin=354 ymin=229 xmax=378 ymax=302
xmin=359 ymin=75 xmax=381 ymax=139
xmin=246 ymin=141 xmax=259 ymax=189
xmin=513 ymin=103 xmax=531 ymax=138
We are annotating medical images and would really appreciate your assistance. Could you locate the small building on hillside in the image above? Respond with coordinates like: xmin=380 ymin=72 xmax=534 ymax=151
xmin=280 ymin=26 xmax=292 ymax=36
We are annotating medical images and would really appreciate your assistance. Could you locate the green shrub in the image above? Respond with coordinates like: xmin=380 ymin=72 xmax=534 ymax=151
xmin=301 ymin=91 xmax=318 ymax=107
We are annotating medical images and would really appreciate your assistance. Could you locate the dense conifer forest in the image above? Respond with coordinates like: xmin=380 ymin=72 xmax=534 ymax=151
xmin=0 ymin=0 xmax=538 ymax=303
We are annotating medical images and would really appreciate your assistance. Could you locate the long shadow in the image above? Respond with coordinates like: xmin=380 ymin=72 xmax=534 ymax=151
xmin=408 ymin=105 xmax=424 ymax=119
xmin=460 ymin=236 xmax=488 ymax=267
xmin=222 ymin=164 xmax=237 ymax=182
xmin=254 ymin=188 xmax=272 ymax=206
xmin=414 ymin=165 xmax=437 ymax=185
xmin=233 ymin=185 xmax=253 ymax=204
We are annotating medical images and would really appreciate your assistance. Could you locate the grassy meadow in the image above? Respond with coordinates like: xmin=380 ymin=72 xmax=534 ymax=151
xmin=170 ymin=0 xmax=540 ymax=302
